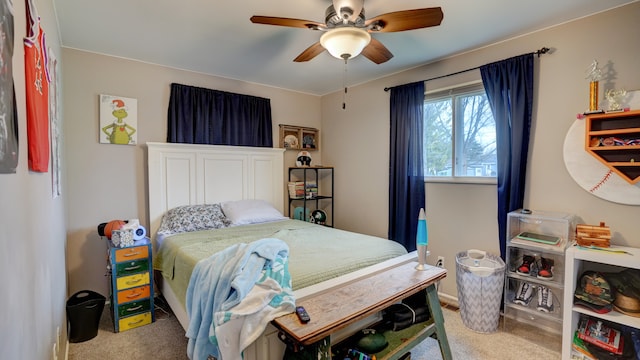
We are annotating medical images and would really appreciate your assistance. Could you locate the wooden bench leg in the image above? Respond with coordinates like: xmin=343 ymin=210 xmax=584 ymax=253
xmin=426 ymin=284 xmax=453 ymax=360
xmin=283 ymin=335 xmax=331 ymax=360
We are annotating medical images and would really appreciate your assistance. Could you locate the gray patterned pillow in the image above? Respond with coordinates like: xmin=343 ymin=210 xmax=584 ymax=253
xmin=157 ymin=204 xmax=231 ymax=236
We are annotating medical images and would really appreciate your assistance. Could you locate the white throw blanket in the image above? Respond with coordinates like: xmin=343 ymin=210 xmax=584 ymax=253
xmin=185 ymin=238 xmax=295 ymax=360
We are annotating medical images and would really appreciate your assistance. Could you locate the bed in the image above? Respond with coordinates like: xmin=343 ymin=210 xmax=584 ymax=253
xmin=146 ymin=142 xmax=413 ymax=359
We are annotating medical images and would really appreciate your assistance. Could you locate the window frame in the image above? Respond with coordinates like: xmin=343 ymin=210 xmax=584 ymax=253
xmin=423 ymin=81 xmax=497 ymax=185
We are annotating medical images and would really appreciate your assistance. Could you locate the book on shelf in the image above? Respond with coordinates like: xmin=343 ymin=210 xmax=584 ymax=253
xmin=288 ymin=181 xmax=305 ymax=198
xmin=509 ymin=237 xmax=564 ymax=251
xmin=572 ymin=331 xmax=597 ymax=360
xmin=514 ymin=231 xmax=561 ymax=245
xmin=577 ymin=316 xmax=624 ymax=355
xmin=570 ymin=351 xmax=597 ymax=360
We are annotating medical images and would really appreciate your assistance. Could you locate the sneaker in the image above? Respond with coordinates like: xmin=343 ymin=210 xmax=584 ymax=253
xmin=516 ymin=255 xmax=534 ymax=275
xmin=537 ymin=257 xmax=554 ymax=280
xmin=513 ymin=281 xmax=533 ymax=306
xmin=537 ymin=286 xmax=554 ymax=313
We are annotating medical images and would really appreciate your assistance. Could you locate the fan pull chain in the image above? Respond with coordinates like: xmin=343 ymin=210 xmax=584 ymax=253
xmin=342 ymin=58 xmax=348 ymax=110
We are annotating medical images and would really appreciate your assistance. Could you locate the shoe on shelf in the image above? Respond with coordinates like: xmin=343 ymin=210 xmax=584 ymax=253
xmin=537 ymin=257 xmax=554 ymax=280
xmin=537 ymin=285 xmax=554 ymax=313
xmin=513 ymin=281 xmax=534 ymax=306
xmin=516 ymin=255 xmax=535 ymax=275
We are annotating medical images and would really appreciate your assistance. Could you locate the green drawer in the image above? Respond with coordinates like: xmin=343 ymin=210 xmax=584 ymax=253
xmin=115 ymin=259 xmax=149 ymax=277
xmin=117 ymin=299 xmax=151 ymax=317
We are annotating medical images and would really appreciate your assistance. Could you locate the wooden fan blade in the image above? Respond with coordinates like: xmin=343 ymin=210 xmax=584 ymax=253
xmin=361 ymin=38 xmax=393 ymax=64
xmin=294 ymin=42 xmax=326 ymax=62
xmin=365 ymin=7 xmax=443 ymax=33
xmin=250 ymin=16 xmax=326 ymax=30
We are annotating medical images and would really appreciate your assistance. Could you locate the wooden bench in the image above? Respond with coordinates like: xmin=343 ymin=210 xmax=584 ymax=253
xmin=272 ymin=255 xmax=453 ymax=360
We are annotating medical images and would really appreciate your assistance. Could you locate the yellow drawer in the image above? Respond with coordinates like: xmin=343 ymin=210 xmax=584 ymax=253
xmin=116 ymin=272 xmax=150 ymax=290
xmin=114 ymin=245 xmax=149 ymax=263
xmin=118 ymin=312 xmax=152 ymax=331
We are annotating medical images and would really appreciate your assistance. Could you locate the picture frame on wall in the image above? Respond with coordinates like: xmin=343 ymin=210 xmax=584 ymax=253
xmin=49 ymin=50 xmax=61 ymax=197
xmin=99 ymin=94 xmax=138 ymax=145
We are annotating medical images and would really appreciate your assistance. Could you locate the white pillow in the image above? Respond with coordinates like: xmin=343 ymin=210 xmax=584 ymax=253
xmin=221 ymin=199 xmax=288 ymax=226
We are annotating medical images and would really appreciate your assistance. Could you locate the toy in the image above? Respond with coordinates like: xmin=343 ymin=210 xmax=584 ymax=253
xmin=103 ymin=220 xmax=126 ymax=240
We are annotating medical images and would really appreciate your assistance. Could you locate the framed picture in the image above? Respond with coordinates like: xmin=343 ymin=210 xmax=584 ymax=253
xmin=99 ymin=94 xmax=138 ymax=145
xmin=49 ymin=49 xmax=61 ymax=196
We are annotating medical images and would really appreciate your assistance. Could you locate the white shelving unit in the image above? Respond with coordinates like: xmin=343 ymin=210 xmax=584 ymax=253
xmin=562 ymin=244 xmax=640 ymax=359
xmin=503 ymin=209 xmax=575 ymax=353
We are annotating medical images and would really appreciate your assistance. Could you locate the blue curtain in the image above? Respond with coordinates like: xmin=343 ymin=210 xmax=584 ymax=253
xmin=388 ymin=81 xmax=426 ymax=252
xmin=167 ymin=83 xmax=273 ymax=147
xmin=480 ymin=53 xmax=534 ymax=259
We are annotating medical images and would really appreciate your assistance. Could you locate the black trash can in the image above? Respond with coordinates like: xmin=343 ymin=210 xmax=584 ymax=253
xmin=66 ymin=290 xmax=106 ymax=343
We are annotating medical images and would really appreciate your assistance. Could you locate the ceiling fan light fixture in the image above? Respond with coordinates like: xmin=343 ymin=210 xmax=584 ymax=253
xmin=320 ymin=27 xmax=371 ymax=60
xmin=332 ymin=0 xmax=364 ymax=22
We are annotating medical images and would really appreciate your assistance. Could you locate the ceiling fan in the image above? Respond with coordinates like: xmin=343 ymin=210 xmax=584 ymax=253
xmin=250 ymin=0 xmax=443 ymax=64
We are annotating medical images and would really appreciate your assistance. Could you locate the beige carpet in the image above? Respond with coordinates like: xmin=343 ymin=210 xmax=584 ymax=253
xmin=410 ymin=306 xmax=561 ymax=359
xmin=69 ymin=299 xmax=561 ymax=359
xmin=68 ymin=298 xmax=189 ymax=359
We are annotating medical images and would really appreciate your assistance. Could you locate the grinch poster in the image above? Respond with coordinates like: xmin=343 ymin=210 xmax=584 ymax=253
xmin=99 ymin=94 xmax=138 ymax=145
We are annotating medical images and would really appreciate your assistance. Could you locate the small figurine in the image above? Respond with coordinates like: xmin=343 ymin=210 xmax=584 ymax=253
xmin=585 ymin=60 xmax=603 ymax=82
xmin=604 ymin=88 xmax=627 ymax=111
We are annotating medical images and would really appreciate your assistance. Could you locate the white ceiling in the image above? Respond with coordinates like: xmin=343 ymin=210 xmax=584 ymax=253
xmin=53 ymin=0 xmax=636 ymax=95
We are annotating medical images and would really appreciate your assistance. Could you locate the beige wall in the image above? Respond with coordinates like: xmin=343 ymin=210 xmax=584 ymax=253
xmin=63 ymin=49 xmax=322 ymax=297
xmin=0 ymin=0 xmax=66 ymax=358
xmin=321 ymin=3 xmax=640 ymax=299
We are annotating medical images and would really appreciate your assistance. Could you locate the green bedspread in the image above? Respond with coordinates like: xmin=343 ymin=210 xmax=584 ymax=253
xmin=154 ymin=219 xmax=408 ymax=308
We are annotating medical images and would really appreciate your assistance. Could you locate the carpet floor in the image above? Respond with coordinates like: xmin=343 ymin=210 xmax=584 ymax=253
xmin=410 ymin=304 xmax=561 ymax=359
xmin=68 ymin=298 xmax=561 ymax=359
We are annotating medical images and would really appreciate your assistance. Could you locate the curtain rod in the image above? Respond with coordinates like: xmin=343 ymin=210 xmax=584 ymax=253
xmin=383 ymin=47 xmax=550 ymax=92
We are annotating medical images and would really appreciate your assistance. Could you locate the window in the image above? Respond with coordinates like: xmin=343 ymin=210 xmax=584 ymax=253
xmin=424 ymin=83 xmax=496 ymax=181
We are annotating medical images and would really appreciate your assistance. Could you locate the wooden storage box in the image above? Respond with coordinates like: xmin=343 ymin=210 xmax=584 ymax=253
xmin=576 ymin=222 xmax=611 ymax=247
xmin=279 ymin=124 xmax=319 ymax=150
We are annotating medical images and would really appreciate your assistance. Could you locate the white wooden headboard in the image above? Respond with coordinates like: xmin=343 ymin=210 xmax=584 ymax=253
xmin=146 ymin=142 xmax=285 ymax=243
